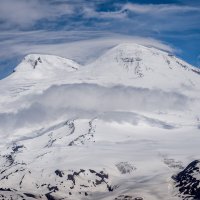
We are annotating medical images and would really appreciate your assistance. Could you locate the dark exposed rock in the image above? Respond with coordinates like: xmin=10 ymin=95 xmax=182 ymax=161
xmin=55 ymin=169 xmax=64 ymax=177
xmin=116 ymin=162 xmax=136 ymax=174
xmin=12 ymin=145 xmax=24 ymax=153
xmin=45 ymin=138 xmax=56 ymax=148
xmin=45 ymin=193 xmax=57 ymax=200
xmin=163 ymin=157 xmax=184 ymax=170
xmin=1 ymin=168 xmax=25 ymax=181
xmin=0 ymin=188 xmax=12 ymax=191
xmin=68 ymin=120 xmax=95 ymax=146
xmin=47 ymin=185 xmax=58 ymax=192
xmin=64 ymin=120 xmax=75 ymax=135
xmin=80 ymin=184 xmax=89 ymax=188
xmin=0 ymin=166 xmax=114 ymax=198
xmin=172 ymin=160 xmax=200 ymax=199
xmin=192 ymin=69 xmax=200 ymax=75
xmin=114 ymin=195 xmax=143 ymax=200
xmin=67 ymin=169 xmax=86 ymax=188
xmin=5 ymin=154 xmax=14 ymax=166
xmin=32 ymin=57 xmax=42 ymax=69
xmin=89 ymin=169 xmax=113 ymax=192
xmin=121 ymin=57 xmax=134 ymax=63
xmin=38 ymin=57 xmax=42 ymax=63
xmin=23 ymin=193 xmax=36 ymax=198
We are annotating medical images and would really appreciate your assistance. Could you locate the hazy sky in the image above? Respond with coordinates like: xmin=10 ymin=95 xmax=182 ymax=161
xmin=0 ymin=0 xmax=199 ymax=79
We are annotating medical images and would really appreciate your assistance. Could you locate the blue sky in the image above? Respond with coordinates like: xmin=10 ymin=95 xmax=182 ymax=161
xmin=0 ymin=0 xmax=199 ymax=79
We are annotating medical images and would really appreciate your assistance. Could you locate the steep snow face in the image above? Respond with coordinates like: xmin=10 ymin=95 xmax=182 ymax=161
xmin=86 ymin=43 xmax=200 ymax=93
xmin=11 ymin=54 xmax=80 ymax=80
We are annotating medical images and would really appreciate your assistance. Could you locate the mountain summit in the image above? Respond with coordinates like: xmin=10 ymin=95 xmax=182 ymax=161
xmin=85 ymin=43 xmax=200 ymax=91
xmin=12 ymin=54 xmax=80 ymax=79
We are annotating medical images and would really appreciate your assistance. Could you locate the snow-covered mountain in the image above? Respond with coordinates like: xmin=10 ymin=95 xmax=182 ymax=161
xmin=0 ymin=43 xmax=200 ymax=200
xmin=85 ymin=43 xmax=200 ymax=93
xmin=12 ymin=54 xmax=80 ymax=79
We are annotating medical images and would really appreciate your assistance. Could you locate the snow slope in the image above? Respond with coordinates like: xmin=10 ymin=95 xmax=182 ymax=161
xmin=12 ymin=54 xmax=80 ymax=79
xmin=0 ymin=43 xmax=200 ymax=200
xmin=85 ymin=43 xmax=200 ymax=95
xmin=0 ymin=54 xmax=81 ymax=112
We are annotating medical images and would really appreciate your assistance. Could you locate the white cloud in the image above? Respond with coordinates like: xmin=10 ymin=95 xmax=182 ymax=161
xmin=82 ymin=6 xmax=126 ymax=20
xmin=0 ymin=0 xmax=74 ymax=28
xmin=120 ymin=3 xmax=200 ymax=32
xmin=123 ymin=3 xmax=200 ymax=14
xmin=0 ymin=31 xmax=175 ymax=65
xmin=0 ymin=83 xmax=189 ymax=135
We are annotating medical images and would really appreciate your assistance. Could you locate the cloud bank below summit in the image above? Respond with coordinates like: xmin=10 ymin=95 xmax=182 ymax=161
xmin=0 ymin=83 xmax=190 ymax=135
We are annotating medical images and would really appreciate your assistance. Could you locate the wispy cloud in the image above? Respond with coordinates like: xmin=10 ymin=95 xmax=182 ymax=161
xmin=123 ymin=3 xmax=200 ymax=14
xmin=1 ymin=0 xmax=199 ymax=31
xmin=119 ymin=3 xmax=200 ymax=33
xmin=0 ymin=30 xmax=175 ymax=65
xmin=0 ymin=0 xmax=74 ymax=29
